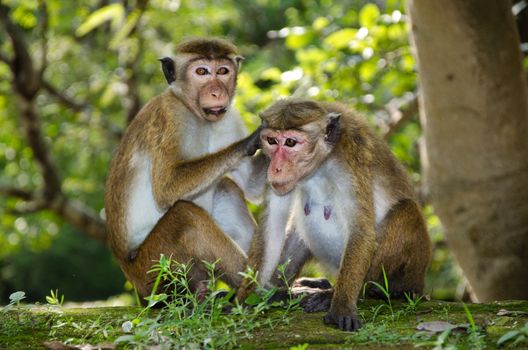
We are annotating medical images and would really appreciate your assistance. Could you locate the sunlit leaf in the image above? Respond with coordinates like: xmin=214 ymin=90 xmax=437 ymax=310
xmin=359 ymin=3 xmax=380 ymax=28
xmin=324 ymin=28 xmax=357 ymax=50
xmin=312 ymin=17 xmax=329 ymax=31
xmin=110 ymin=9 xmax=141 ymax=49
xmin=76 ymin=3 xmax=124 ymax=37
xmin=285 ymin=31 xmax=315 ymax=49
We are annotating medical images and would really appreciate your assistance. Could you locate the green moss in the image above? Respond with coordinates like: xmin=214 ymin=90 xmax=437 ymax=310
xmin=1 ymin=301 xmax=527 ymax=349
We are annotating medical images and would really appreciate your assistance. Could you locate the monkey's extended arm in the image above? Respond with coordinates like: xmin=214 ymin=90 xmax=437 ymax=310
xmin=236 ymin=189 xmax=292 ymax=300
xmin=151 ymin=126 xmax=261 ymax=209
xmin=324 ymin=195 xmax=376 ymax=331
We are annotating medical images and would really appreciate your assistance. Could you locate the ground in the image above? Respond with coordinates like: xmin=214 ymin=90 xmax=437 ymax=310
xmin=1 ymin=300 xmax=527 ymax=349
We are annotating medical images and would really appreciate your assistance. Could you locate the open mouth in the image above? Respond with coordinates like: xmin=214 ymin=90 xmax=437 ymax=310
xmin=203 ymin=107 xmax=227 ymax=116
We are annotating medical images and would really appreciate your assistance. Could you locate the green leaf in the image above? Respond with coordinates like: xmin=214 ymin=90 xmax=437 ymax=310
xmin=76 ymin=3 xmax=124 ymax=37
xmin=359 ymin=4 xmax=380 ymax=28
xmin=312 ymin=17 xmax=329 ymax=31
xmin=110 ymin=9 xmax=141 ymax=49
xmin=285 ymin=31 xmax=315 ymax=50
xmin=498 ymin=330 xmax=520 ymax=346
xmin=244 ymin=292 xmax=262 ymax=306
xmin=324 ymin=28 xmax=357 ymax=50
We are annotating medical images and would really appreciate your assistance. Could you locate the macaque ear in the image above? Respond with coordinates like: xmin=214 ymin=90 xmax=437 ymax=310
xmin=159 ymin=57 xmax=176 ymax=84
xmin=235 ymin=55 xmax=245 ymax=69
xmin=325 ymin=112 xmax=341 ymax=145
xmin=259 ymin=114 xmax=268 ymax=128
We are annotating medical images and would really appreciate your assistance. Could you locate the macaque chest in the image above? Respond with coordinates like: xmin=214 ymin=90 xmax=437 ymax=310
xmin=292 ymin=163 xmax=354 ymax=273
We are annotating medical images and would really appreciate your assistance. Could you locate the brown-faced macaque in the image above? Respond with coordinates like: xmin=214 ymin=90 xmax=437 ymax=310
xmin=237 ymin=99 xmax=431 ymax=331
xmin=105 ymin=38 xmax=267 ymax=302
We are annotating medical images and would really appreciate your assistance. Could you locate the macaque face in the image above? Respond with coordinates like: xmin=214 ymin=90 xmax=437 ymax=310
xmin=186 ymin=58 xmax=237 ymax=122
xmin=260 ymin=128 xmax=317 ymax=195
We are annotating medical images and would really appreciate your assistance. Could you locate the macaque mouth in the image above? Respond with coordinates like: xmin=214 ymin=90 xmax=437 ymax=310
xmin=203 ymin=107 xmax=227 ymax=116
xmin=270 ymin=180 xmax=294 ymax=195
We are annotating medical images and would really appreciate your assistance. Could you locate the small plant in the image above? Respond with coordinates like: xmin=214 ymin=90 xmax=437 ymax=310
xmin=363 ymin=265 xmax=394 ymax=317
xmin=404 ymin=291 xmax=424 ymax=312
xmin=497 ymin=322 xmax=528 ymax=347
xmin=114 ymin=255 xmax=300 ymax=349
xmin=463 ymin=303 xmax=486 ymax=350
xmin=46 ymin=289 xmax=65 ymax=306
xmin=1 ymin=291 xmax=26 ymax=312
xmin=347 ymin=321 xmax=428 ymax=346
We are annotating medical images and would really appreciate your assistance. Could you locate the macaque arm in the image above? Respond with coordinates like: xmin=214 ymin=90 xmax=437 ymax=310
xmin=326 ymin=169 xmax=377 ymax=331
xmin=229 ymin=152 xmax=268 ymax=204
xmin=152 ymin=129 xmax=259 ymax=209
xmin=237 ymin=190 xmax=292 ymax=299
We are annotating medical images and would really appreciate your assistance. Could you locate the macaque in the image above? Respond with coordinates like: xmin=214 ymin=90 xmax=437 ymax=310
xmin=237 ymin=99 xmax=431 ymax=331
xmin=105 ymin=38 xmax=266 ymax=301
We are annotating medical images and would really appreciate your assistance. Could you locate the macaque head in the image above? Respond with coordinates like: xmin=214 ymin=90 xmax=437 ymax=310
xmin=259 ymin=99 xmax=341 ymax=195
xmin=160 ymin=38 xmax=244 ymax=122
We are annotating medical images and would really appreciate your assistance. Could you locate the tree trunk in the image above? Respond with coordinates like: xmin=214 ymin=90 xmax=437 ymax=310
xmin=408 ymin=0 xmax=528 ymax=301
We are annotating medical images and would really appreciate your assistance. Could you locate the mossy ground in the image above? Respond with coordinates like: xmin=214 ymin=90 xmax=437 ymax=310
xmin=1 ymin=300 xmax=527 ymax=349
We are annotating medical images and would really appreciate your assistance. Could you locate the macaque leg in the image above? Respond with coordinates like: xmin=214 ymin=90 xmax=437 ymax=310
xmin=270 ymin=228 xmax=312 ymax=287
xmin=123 ymin=200 xmax=247 ymax=301
xmin=212 ymin=177 xmax=256 ymax=254
xmin=367 ymin=198 xmax=431 ymax=298
xmin=264 ymin=229 xmax=333 ymax=312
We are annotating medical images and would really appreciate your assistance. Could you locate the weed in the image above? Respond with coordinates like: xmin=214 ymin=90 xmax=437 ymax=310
xmin=1 ymin=291 xmax=26 ymax=312
xmin=113 ymin=255 xmax=300 ymax=349
xmin=46 ymin=289 xmax=65 ymax=307
xmin=363 ymin=265 xmax=396 ymax=319
xmin=497 ymin=322 xmax=528 ymax=347
xmin=463 ymin=303 xmax=486 ymax=350
xmin=404 ymin=291 xmax=424 ymax=312
xmin=346 ymin=321 xmax=428 ymax=346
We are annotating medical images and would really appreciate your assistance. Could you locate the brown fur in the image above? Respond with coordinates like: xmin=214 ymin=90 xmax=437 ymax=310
xmin=237 ymin=99 xmax=431 ymax=331
xmin=177 ymin=38 xmax=239 ymax=59
xmin=105 ymin=39 xmax=260 ymax=302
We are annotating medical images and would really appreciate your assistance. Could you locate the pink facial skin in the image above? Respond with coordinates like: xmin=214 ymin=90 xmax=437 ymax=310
xmin=261 ymin=129 xmax=308 ymax=195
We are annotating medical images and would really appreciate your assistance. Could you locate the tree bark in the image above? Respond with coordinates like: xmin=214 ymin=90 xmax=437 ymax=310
xmin=408 ymin=0 xmax=528 ymax=301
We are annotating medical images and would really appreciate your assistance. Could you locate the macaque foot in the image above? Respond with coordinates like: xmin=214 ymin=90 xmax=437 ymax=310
xmin=323 ymin=312 xmax=362 ymax=332
xmin=292 ymin=277 xmax=332 ymax=290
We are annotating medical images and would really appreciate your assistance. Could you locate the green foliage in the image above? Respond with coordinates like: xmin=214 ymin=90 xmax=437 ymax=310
xmin=46 ymin=289 xmax=65 ymax=307
xmin=497 ymin=322 xmax=528 ymax=347
xmin=113 ymin=255 xmax=300 ymax=349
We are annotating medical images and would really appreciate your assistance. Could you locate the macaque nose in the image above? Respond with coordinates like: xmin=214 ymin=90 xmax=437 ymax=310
xmin=274 ymin=167 xmax=282 ymax=173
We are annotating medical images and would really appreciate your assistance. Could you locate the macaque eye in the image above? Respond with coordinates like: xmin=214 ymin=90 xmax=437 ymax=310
xmin=217 ymin=67 xmax=229 ymax=75
xmin=285 ymin=138 xmax=297 ymax=147
xmin=267 ymin=137 xmax=278 ymax=145
xmin=195 ymin=67 xmax=209 ymax=75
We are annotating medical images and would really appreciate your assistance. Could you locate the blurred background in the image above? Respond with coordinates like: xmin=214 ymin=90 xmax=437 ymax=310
xmin=1 ymin=0 xmax=527 ymax=305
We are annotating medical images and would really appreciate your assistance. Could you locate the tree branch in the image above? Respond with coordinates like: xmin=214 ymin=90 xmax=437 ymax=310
xmin=42 ymin=80 xmax=87 ymax=113
xmin=380 ymin=92 xmax=419 ymax=140
xmin=0 ymin=185 xmax=34 ymax=201
xmin=37 ymin=0 xmax=49 ymax=81
xmin=122 ymin=0 xmax=149 ymax=124
xmin=0 ymin=4 xmax=40 ymax=98
xmin=0 ymin=3 xmax=107 ymax=243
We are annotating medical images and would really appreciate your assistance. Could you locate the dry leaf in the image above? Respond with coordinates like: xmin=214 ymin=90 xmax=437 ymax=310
xmin=497 ymin=309 xmax=528 ymax=317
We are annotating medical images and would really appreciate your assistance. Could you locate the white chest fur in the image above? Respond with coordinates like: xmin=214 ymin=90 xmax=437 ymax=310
xmin=292 ymin=160 xmax=354 ymax=273
xmin=291 ymin=160 xmax=395 ymax=274
xmin=126 ymin=152 xmax=164 ymax=250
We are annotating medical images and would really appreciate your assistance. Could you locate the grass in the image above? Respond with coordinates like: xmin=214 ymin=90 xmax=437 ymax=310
xmin=111 ymin=255 xmax=302 ymax=349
